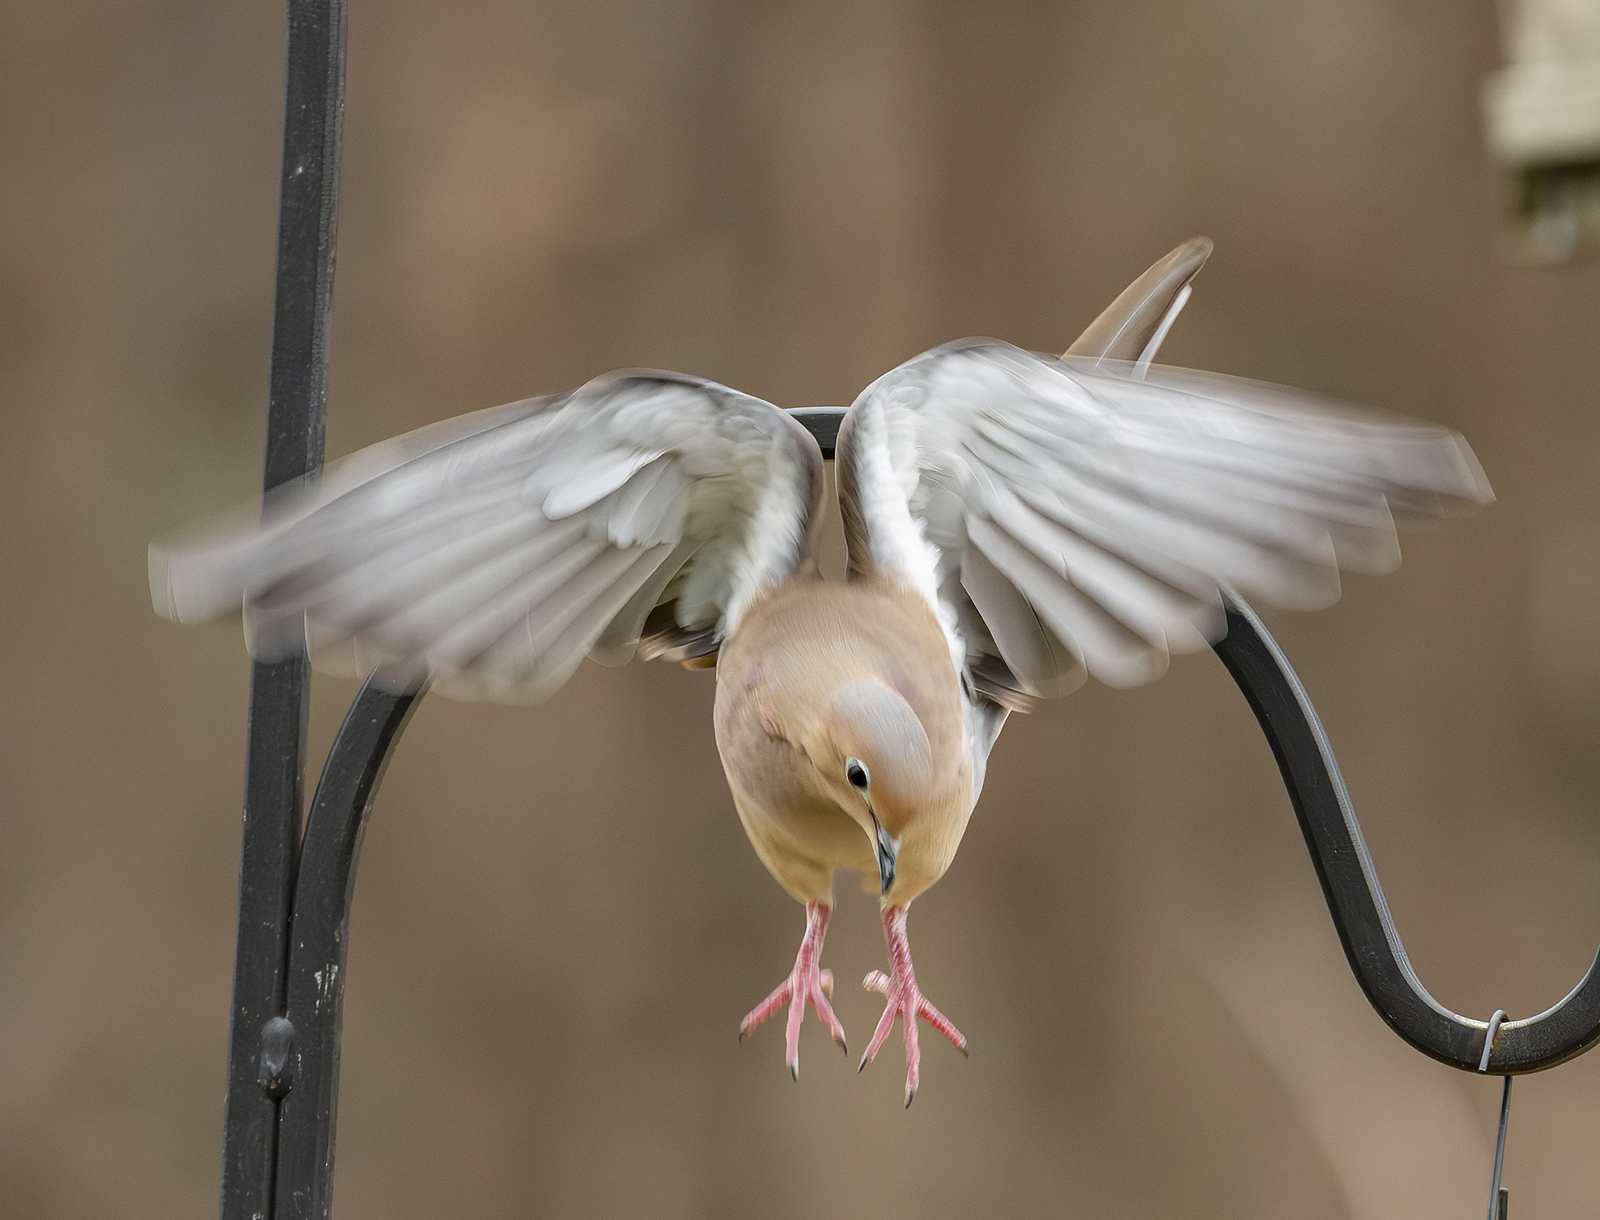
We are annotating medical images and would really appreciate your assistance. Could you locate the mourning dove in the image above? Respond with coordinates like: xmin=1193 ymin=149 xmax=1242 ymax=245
xmin=150 ymin=239 xmax=1493 ymax=1104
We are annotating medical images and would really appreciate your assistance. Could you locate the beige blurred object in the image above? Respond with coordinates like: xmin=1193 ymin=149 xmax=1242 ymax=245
xmin=1485 ymin=0 xmax=1600 ymax=258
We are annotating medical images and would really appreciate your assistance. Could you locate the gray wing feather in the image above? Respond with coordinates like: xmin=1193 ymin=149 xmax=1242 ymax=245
xmin=845 ymin=339 xmax=1493 ymax=701
xmin=152 ymin=371 xmax=822 ymax=704
xmin=958 ymin=541 xmax=1084 ymax=701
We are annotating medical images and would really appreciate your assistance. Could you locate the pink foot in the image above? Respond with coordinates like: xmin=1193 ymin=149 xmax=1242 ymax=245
xmin=859 ymin=905 xmax=966 ymax=1106
xmin=739 ymin=901 xmax=848 ymax=1079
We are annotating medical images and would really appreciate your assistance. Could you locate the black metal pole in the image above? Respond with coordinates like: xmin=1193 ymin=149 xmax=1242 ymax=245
xmin=221 ymin=3 xmax=346 ymax=1218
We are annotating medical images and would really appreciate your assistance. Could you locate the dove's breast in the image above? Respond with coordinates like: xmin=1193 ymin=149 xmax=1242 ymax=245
xmin=712 ymin=574 xmax=972 ymax=905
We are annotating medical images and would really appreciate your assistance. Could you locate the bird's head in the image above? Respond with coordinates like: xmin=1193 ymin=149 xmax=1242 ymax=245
xmin=818 ymin=679 xmax=933 ymax=896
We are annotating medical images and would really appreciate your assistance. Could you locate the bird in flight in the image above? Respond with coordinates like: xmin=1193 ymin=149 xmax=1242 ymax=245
xmin=150 ymin=239 xmax=1492 ymax=1105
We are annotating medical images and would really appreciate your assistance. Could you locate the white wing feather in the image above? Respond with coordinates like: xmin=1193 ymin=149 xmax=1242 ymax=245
xmin=150 ymin=371 xmax=823 ymax=704
xmin=840 ymin=339 xmax=1493 ymax=705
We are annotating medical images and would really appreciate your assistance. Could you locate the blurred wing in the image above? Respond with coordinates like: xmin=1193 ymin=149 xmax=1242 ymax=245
xmin=151 ymin=371 xmax=823 ymax=704
xmin=838 ymin=339 xmax=1492 ymax=706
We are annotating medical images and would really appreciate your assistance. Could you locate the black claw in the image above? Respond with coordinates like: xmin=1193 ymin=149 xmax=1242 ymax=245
xmin=857 ymin=1055 xmax=869 ymax=1074
xmin=789 ymin=1061 xmax=799 ymax=1083
xmin=904 ymin=1086 xmax=916 ymax=1109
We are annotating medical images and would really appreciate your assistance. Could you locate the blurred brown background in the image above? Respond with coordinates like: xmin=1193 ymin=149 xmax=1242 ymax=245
xmin=4 ymin=0 xmax=1600 ymax=1217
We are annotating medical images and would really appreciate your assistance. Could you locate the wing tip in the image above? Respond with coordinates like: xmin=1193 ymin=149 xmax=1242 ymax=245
xmin=148 ymin=543 xmax=180 ymax=622
xmin=148 ymin=542 xmax=242 ymax=625
xmin=1449 ymin=433 xmax=1497 ymax=508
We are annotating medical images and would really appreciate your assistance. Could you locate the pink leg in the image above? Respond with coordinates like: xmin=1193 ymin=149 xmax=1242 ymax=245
xmin=739 ymin=901 xmax=848 ymax=1079
xmin=859 ymin=905 xmax=967 ymax=1106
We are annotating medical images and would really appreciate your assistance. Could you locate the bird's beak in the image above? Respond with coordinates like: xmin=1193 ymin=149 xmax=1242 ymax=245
xmin=869 ymin=806 xmax=899 ymax=895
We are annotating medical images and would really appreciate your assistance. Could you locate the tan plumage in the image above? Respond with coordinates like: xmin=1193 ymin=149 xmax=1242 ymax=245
xmin=149 ymin=238 xmax=1493 ymax=1104
xmin=715 ymin=575 xmax=971 ymax=908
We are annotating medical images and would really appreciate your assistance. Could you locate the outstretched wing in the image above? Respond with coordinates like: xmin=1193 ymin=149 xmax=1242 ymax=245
xmin=837 ymin=340 xmax=1493 ymax=708
xmin=151 ymin=371 xmax=824 ymax=704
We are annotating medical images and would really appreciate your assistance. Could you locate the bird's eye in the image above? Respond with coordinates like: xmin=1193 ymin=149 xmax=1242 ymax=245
xmin=846 ymin=759 xmax=870 ymax=790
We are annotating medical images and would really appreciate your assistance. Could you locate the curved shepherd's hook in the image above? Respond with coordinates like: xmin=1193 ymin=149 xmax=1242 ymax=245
xmin=273 ymin=682 xmax=421 ymax=1217
xmin=1213 ymin=593 xmax=1600 ymax=1075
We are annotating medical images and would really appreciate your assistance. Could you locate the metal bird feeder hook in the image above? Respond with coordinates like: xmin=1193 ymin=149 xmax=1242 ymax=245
xmin=216 ymin=2 xmax=1597 ymax=1217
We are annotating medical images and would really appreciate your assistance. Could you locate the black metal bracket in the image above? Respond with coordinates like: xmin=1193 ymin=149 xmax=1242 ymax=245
xmin=220 ymin=5 xmax=1596 ymax=1211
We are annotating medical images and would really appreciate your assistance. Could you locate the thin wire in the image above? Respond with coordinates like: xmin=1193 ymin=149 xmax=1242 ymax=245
xmin=1478 ymin=1009 xmax=1511 ymax=1220
xmin=1486 ymin=1074 xmax=1512 ymax=1220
